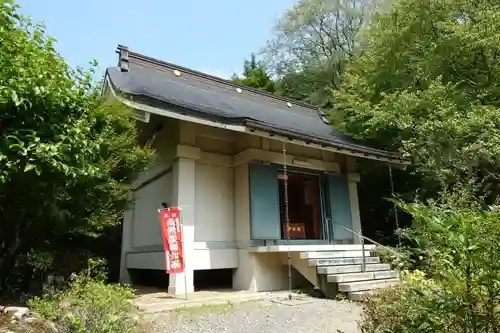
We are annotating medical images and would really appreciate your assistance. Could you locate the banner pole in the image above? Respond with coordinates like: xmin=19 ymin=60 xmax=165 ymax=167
xmin=180 ymin=211 xmax=188 ymax=300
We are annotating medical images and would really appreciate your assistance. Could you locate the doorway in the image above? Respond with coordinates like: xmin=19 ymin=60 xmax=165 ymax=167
xmin=278 ymin=171 xmax=321 ymax=240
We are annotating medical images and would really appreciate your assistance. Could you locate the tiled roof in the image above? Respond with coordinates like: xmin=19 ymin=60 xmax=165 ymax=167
xmin=105 ymin=45 xmax=404 ymax=162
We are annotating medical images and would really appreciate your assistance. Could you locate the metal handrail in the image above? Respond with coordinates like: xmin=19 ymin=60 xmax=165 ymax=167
xmin=332 ymin=222 xmax=402 ymax=255
xmin=325 ymin=218 xmax=404 ymax=272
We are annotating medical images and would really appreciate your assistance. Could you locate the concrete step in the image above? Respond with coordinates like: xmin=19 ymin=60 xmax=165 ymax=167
xmin=309 ymin=257 xmax=380 ymax=267
xmin=338 ymin=278 xmax=400 ymax=292
xmin=317 ymin=263 xmax=391 ymax=275
xmin=300 ymin=251 xmax=371 ymax=259
xmin=295 ymin=244 xmax=376 ymax=252
xmin=249 ymin=244 xmax=377 ymax=253
xmin=327 ymin=270 xmax=397 ymax=283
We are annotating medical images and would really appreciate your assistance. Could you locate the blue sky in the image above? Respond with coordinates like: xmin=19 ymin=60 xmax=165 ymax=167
xmin=17 ymin=0 xmax=296 ymax=79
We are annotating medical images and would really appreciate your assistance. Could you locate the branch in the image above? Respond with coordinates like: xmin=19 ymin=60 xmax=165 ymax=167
xmin=309 ymin=20 xmax=336 ymax=58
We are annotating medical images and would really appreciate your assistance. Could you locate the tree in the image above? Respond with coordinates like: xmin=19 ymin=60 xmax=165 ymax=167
xmin=333 ymin=0 xmax=500 ymax=200
xmin=274 ymin=60 xmax=342 ymax=106
xmin=0 ymin=1 xmax=153 ymax=295
xmin=262 ymin=0 xmax=387 ymax=104
xmin=231 ymin=54 xmax=276 ymax=93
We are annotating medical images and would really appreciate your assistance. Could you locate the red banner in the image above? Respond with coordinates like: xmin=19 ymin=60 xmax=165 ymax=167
xmin=159 ymin=207 xmax=184 ymax=274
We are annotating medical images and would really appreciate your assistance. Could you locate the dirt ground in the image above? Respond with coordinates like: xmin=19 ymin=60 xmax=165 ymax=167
xmin=144 ymin=295 xmax=363 ymax=333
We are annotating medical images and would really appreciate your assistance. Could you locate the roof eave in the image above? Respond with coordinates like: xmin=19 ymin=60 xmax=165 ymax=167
xmin=243 ymin=121 xmax=408 ymax=166
xmin=104 ymin=74 xmax=409 ymax=166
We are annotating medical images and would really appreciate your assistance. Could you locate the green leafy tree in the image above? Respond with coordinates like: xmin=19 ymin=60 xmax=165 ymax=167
xmin=263 ymin=0 xmax=388 ymax=104
xmin=231 ymin=54 xmax=276 ymax=93
xmin=263 ymin=0 xmax=381 ymax=73
xmin=274 ymin=60 xmax=343 ymax=106
xmin=333 ymin=0 xmax=500 ymax=200
xmin=0 ymin=1 xmax=153 ymax=294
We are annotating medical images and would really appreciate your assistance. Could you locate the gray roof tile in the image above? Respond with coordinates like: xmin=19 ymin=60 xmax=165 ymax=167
xmin=105 ymin=46 xmax=403 ymax=161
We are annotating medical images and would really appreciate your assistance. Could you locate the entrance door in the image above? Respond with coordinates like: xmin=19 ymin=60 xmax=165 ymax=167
xmin=278 ymin=172 xmax=321 ymax=240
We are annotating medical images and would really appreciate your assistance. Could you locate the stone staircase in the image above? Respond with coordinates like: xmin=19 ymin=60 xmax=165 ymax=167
xmin=291 ymin=245 xmax=399 ymax=301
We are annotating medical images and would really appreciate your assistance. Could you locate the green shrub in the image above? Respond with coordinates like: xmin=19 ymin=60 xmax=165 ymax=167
xmin=374 ymin=246 xmax=413 ymax=271
xmin=28 ymin=259 xmax=141 ymax=333
xmin=375 ymin=238 xmax=437 ymax=275
xmin=360 ymin=191 xmax=500 ymax=332
xmin=360 ymin=270 xmax=460 ymax=332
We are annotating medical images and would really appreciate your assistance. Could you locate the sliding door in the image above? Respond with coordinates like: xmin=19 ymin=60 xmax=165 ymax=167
xmin=248 ymin=163 xmax=281 ymax=240
xmin=327 ymin=174 xmax=354 ymax=241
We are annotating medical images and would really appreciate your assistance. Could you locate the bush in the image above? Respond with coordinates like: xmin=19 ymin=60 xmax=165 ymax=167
xmin=28 ymin=259 xmax=141 ymax=333
xmin=360 ymin=270 xmax=456 ymax=332
xmin=360 ymin=191 xmax=500 ymax=332
xmin=375 ymin=232 xmax=436 ymax=274
xmin=374 ymin=245 xmax=413 ymax=271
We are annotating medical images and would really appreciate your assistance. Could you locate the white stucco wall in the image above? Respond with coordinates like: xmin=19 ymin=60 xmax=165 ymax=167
xmin=175 ymin=158 xmax=239 ymax=273
xmin=132 ymin=171 xmax=172 ymax=247
xmin=194 ymin=162 xmax=234 ymax=245
xmin=122 ymin=121 xmax=239 ymax=284
xmin=120 ymin=119 xmax=178 ymax=282
xmin=130 ymin=120 xmax=177 ymax=249
xmin=133 ymin=118 xmax=178 ymax=186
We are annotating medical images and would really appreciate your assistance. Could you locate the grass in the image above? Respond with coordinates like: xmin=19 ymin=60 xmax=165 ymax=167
xmin=167 ymin=299 xmax=280 ymax=317
xmin=171 ymin=301 xmax=236 ymax=315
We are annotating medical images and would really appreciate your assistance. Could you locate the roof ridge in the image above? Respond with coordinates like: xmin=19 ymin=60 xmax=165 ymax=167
xmin=116 ymin=44 xmax=320 ymax=111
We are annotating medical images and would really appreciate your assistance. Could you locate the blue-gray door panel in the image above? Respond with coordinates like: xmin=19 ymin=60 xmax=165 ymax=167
xmin=249 ymin=164 xmax=281 ymax=240
xmin=328 ymin=174 xmax=353 ymax=240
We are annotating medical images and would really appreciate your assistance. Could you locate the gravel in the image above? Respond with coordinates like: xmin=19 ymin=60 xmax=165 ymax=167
xmin=146 ymin=297 xmax=363 ymax=333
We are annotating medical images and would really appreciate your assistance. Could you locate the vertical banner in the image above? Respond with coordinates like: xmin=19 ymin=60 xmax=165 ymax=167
xmin=159 ymin=207 xmax=184 ymax=274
